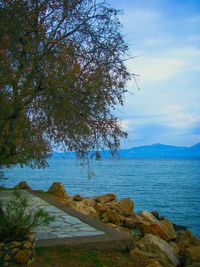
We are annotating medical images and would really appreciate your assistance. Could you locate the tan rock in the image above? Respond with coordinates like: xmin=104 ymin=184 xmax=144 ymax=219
xmin=185 ymin=245 xmax=200 ymax=262
xmin=48 ymin=182 xmax=67 ymax=198
xmin=73 ymin=201 xmax=99 ymax=218
xmin=14 ymin=181 xmax=32 ymax=190
xmin=124 ymin=216 xmax=143 ymax=229
xmin=104 ymin=209 xmax=122 ymax=226
xmin=119 ymin=198 xmax=134 ymax=214
xmin=73 ymin=194 xmax=83 ymax=201
xmin=94 ymin=203 xmax=109 ymax=216
xmin=169 ymin=241 xmax=180 ymax=254
xmin=137 ymin=234 xmax=180 ymax=267
xmin=141 ymin=222 xmax=171 ymax=241
xmin=95 ymin=193 xmax=116 ymax=203
xmin=140 ymin=211 xmax=159 ymax=223
xmin=81 ymin=198 xmax=96 ymax=207
xmin=177 ymin=230 xmax=200 ymax=250
xmin=106 ymin=223 xmax=122 ymax=231
xmin=159 ymin=219 xmax=177 ymax=240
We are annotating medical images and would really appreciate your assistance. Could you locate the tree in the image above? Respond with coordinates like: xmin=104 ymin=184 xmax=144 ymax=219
xmin=0 ymin=0 xmax=131 ymax=169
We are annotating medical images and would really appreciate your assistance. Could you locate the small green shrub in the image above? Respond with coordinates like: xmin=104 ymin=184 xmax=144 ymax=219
xmin=0 ymin=191 xmax=54 ymax=242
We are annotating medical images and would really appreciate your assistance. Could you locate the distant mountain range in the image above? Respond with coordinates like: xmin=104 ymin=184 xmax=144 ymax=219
xmin=52 ymin=143 xmax=200 ymax=159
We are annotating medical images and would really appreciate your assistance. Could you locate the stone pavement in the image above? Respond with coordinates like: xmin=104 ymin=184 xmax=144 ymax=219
xmin=0 ymin=190 xmax=104 ymax=240
xmin=0 ymin=189 xmax=134 ymax=251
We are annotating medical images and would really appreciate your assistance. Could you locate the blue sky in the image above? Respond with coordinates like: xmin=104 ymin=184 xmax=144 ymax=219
xmin=108 ymin=0 xmax=200 ymax=148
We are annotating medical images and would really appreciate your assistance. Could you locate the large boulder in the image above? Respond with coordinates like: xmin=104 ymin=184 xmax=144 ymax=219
xmin=176 ymin=230 xmax=200 ymax=250
xmin=140 ymin=211 xmax=159 ymax=223
xmin=81 ymin=198 xmax=96 ymax=207
xmin=72 ymin=201 xmax=99 ymax=218
xmin=119 ymin=198 xmax=134 ymax=214
xmin=124 ymin=214 xmax=143 ymax=229
xmin=94 ymin=203 xmax=109 ymax=216
xmin=180 ymin=245 xmax=200 ymax=266
xmin=95 ymin=193 xmax=116 ymax=203
xmin=48 ymin=182 xmax=67 ymax=198
xmin=136 ymin=234 xmax=180 ymax=267
xmin=73 ymin=194 xmax=83 ymax=201
xmin=140 ymin=222 xmax=171 ymax=241
xmin=14 ymin=181 xmax=32 ymax=190
xmin=103 ymin=209 xmax=122 ymax=226
xmin=159 ymin=219 xmax=177 ymax=240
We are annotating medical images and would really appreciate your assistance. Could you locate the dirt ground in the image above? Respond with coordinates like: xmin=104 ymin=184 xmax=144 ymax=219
xmin=17 ymin=246 xmax=150 ymax=267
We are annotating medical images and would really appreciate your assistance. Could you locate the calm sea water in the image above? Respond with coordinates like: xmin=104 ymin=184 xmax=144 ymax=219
xmin=3 ymin=158 xmax=200 ymax=237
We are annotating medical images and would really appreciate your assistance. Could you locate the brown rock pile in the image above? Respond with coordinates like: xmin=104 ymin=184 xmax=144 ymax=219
xmin=15 ymin=181 xmax=200 ymax=267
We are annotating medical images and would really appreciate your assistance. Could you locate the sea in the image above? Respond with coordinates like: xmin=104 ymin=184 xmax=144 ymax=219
xmin=2 ymin=158 xmax=200 ymax=237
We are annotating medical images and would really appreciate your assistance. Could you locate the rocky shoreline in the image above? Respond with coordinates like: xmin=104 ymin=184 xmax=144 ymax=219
xmin=14 ymin=181 xmax=200 ymax=267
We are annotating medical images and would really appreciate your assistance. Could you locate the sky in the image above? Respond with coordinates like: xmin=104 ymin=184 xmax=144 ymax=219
xmin=108 ymin=0 xmax=200 ymax=148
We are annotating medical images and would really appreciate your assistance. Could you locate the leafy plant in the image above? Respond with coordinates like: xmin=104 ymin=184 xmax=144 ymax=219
xmin=0 ymin=191 xmax=54 ymax=242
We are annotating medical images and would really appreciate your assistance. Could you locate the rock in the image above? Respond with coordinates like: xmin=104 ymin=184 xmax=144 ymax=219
xmin=73 ymin=201 xmax=99 ymax=218
xmin=104 ymin=209 xmax=122 ymax=226
xmin=169 ymin=241 xmax=180 ymax=254
xmin=48 ymin=182 xmax=67 ymax=198
xmin=151 ymin=211 xmax=160 ymax=220
xmin=177 ymin=230 xmax=200 ymax=250
xmin=159 ymin=219 xmax=177 ymax=240
xmin=95 ymin=193 xmax=116 ymax=203
xmin=81 ymin=198 xmax=96 ymax=207
xmin=173 ymin=223 xmax=188 ymax=231
xmin=146 ymin=260 xmax=164 ymax=267
xmin=14 ymin=181 xmax=32 ymax=190
xmin=181 ymin=246 xmax=200 ymax=263
xmin=124 ymin=215 xmax=143 ymax=229
xmin=140 ymin=222 xmax=171 ymax=241
xmin=119 ymin=198 xmax=134 ymax=214
xmin=137 ymin=234 xmax=180 ymax=267
xmin=73 ymin=194 xmax=83 ymax=201
xmin=140 ymin=211 xmax=158 ymax=223
xmin=93 ymin=203 xmax=109 ymax=216
xmin=106 ymin=223 xmax=122 ymax=231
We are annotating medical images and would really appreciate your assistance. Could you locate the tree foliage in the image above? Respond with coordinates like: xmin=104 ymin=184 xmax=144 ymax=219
xmin=0 ymin=0 xmax=131 ymax=168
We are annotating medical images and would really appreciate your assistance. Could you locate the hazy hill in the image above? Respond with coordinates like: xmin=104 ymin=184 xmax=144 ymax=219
xmin=52 ymin=143 xmax=200 ymax=159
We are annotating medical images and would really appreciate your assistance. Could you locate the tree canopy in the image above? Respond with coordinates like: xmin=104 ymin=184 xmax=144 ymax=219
xmin=0 ymin=0 xmax=131 ymax=168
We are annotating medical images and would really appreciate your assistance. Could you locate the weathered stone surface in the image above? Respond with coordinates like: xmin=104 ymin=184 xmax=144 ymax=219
xmin=124 ymin=218 xmax=138 ymax=229
xmin=95 ymin=193 xmax=116 ymax=203
xmin=81 ymin=198 xmax=96 ymax=207
xmin=169 ymin=241 xmax=180 ymax=254
xmin=104 ymin=209 xmax=122 ymax=226
xmin=48 ymin=182 xmax=67 ymax=198
xmin=140 ymin=211 xmax=158 ymax=223
xmin=177 ymin=230 xmax=200 ymax=250
xmin=73 ymin=194 xmax=83 ymax=201
xmin=14 ymin=181 xmax=32 ymax=190
xmin=151 ymin=211 xmax=160 ymax=220
xmin=73 ymin=201 xmax=99 ymax=218
xmin=139 ymin=222 xmax=171 ymax=241
xmin=119 ymin=198 xmax=134 ymax=214
xmin=159 ymin=219 xmax=177 ymax=240
xmin=137 ymin=234 xmax=180 ymax=267
xmin=183 ymin=246 xmax=200 ymax=263
xmin=94 ymin=203 xmax=109 ymax=216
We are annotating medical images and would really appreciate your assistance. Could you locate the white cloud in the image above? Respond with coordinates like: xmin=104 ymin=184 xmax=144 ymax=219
xmin=127 ymin=56 xmax=186 ymax=84
xmin=161 ymin=105 xmax=200 ymax=129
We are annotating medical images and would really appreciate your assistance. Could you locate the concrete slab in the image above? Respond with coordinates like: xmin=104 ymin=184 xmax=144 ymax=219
xmin=0 ymin=189 xmax=134 ymax=251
